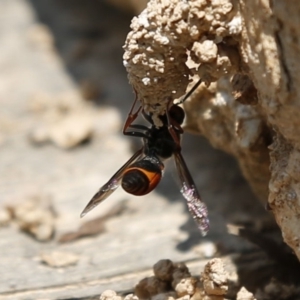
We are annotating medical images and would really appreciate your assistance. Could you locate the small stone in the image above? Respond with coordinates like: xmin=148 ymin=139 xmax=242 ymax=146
xmin=40 ymin=251 xmax=79 ymax=268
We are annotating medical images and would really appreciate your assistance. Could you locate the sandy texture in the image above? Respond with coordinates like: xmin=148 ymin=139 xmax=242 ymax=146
xmin=103 ymin=259 xmax=233 ymax=300
xmin=123 ymin=0 xmax=240 ymax=122
xmin=237 ymin=287 xmax=256 ymax=300
xmin=123 ymin=0 xmax=300 ymax=259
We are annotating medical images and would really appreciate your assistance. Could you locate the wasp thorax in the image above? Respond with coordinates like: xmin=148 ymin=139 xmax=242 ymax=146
xmin=122 ymin=158 xmax=163 ymax=196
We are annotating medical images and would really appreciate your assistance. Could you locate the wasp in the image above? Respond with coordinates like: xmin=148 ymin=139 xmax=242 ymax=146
xmin=81 ymin=79 xmax=209 ymax=236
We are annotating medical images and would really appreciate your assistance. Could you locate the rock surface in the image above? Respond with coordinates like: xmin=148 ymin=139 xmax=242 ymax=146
xmin=123 ymin=0 xmax=300 ymax=260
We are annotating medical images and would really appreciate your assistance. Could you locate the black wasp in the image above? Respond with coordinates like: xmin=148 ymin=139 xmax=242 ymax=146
xmin=81 ymin=79 xmax=209 ymax=236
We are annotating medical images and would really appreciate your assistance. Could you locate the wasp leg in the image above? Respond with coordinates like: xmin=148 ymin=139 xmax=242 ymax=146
xmin=141 ymin=109 xmax=155 ymax=124
xmin=123 ymin=91 xmax=143 ymax=134
xmin=123 ymin=125 xmax=149 ymax=139
xmin=128 ymin=124 xmax=149 ymax=131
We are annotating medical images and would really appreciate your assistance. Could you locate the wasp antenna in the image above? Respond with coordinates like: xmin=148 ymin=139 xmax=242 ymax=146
xmin=176 ymin=78 xmax=202 ymax=105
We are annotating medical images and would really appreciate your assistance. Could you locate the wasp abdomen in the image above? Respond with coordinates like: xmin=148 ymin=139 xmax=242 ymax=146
xmin=122 ymin=159 xmax=163 ymax=196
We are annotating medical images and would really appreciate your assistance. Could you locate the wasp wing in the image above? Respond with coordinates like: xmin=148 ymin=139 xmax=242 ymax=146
xmin=81 ymin=148 xmax=144 ymax=217
xmin=173 ymin=151 xmax=209 ymax=236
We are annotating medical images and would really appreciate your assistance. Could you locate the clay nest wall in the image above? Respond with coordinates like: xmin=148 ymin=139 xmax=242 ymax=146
xmin=123 ymin=0 xmax=300 ymax=260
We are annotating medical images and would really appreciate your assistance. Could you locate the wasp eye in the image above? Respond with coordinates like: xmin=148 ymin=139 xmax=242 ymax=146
xmin=122 ymin=159 xmax=163 ymax=196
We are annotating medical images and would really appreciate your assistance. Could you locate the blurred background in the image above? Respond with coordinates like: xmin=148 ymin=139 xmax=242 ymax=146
xmin=0 ymin=1 xmax=281 ymax=299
